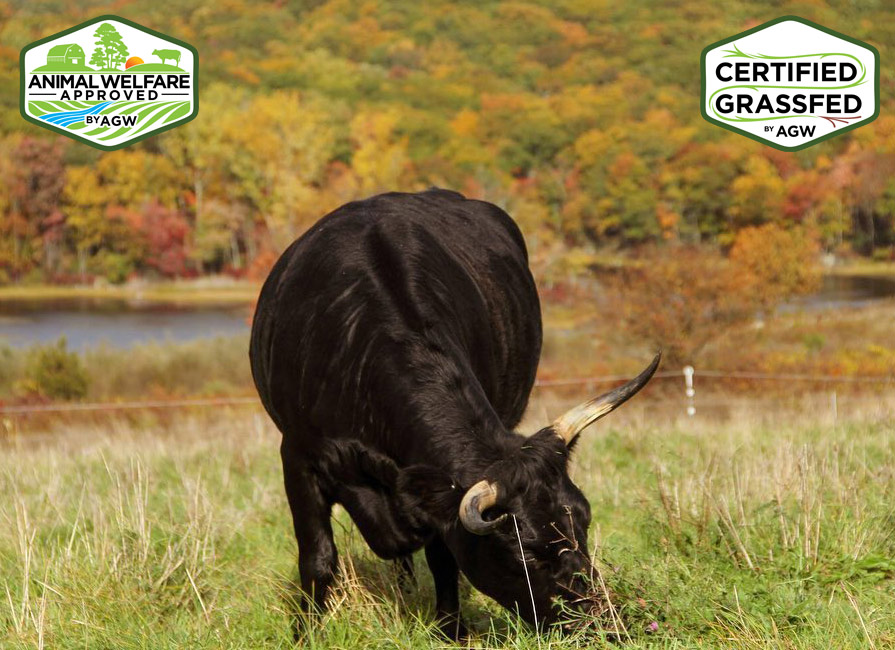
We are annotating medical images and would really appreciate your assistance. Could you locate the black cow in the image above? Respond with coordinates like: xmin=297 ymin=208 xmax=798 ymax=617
xmin=250 ymin=188 xmax=658 ymax=638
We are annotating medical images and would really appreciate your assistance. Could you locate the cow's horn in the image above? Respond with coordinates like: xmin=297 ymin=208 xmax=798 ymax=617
xmin=553 ymin=352 xmax=661 ymax=445
xmin=459 ymin=480 xmax=505 ymax=535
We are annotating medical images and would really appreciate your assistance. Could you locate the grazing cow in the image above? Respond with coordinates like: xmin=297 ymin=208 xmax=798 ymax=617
xmin=250 ymin=189 xmax=659 ymax=638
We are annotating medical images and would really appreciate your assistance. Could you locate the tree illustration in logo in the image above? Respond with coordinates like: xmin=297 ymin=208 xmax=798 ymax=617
xmin=88 ymin=43 xmax=105 ymax=69
xmin=92 ymin=23 xmax=129 ymax=70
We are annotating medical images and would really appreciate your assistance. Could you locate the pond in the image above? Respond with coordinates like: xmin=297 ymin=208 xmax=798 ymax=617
xmin=0 ymin=274 xmax=892 ymax=349
xmin=785 ymin=273 xmax=895 ymax=310
xmin=0 ymin=297 xmax=252 ymax=349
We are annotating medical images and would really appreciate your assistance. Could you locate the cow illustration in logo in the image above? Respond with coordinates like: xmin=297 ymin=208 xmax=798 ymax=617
xmin=152 ymin=48 xmax=181 ymax=67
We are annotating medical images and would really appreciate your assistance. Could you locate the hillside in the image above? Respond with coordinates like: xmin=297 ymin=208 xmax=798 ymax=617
xmin=0 ymin=1 xmax=893 ymax=284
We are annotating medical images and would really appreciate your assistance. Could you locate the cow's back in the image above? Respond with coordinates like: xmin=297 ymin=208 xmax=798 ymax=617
xmin=250 ymin=189 xmax=541 ymax=461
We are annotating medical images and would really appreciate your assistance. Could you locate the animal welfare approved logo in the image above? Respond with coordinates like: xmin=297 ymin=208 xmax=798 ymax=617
xmin=701 ymin=16 xmax=878 ymax=151
xmin=20 ymin=15 xmax=198 ymax=150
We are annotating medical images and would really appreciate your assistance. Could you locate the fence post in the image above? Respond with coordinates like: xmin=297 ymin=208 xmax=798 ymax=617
xmin=831 ymin=390 xmax=838 ymax=422
xmin=683 ymin=365 xmax=695 ymax=417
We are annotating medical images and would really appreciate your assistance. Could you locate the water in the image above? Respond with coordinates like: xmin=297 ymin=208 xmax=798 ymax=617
xmin=39 ymin=101 xmax=112 ymax=127
xmin=0 ymin=297 xmax=251 ymax=349
xmin=784 ymin=274 xmax=895 ymax=311
xmin=0 ymin=274 xmax=892 ymax=350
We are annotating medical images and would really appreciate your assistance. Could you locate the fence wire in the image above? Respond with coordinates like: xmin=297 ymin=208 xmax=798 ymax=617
xmin=0 ymin=367 xmax=890 ymax=416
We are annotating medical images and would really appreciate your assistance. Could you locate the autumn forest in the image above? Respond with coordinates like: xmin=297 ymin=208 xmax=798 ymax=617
xmin=0 ymin=0 xmax=894 ymax=287
xmin=6 ymin=6 xmax=895 ymax=649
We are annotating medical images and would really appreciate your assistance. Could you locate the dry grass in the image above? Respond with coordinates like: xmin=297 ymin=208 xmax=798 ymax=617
xmin=1 ymin=394 xmax=894 ymax=648
xmin=0 ymin=280 xmax=259 ymax=305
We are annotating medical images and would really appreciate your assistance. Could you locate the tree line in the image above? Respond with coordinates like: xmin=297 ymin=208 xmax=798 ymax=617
xmin=0 ymin=0 xmax=893 ymax=284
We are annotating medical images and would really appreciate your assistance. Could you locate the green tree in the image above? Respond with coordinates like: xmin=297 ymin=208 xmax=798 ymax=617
xmin=63 ymin=167 xmax=143 ymax=283
xmin=88 ymin=45 xmax=105 ymax=69
xmin=93 ymin=23 xmax=128 ymax=70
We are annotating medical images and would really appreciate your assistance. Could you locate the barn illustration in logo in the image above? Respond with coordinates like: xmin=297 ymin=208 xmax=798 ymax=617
xmin=20 ymin=16 xmax=198 ymax=150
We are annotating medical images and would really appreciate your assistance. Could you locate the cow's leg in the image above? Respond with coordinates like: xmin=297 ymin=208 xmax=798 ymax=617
xmin=396 ymin=554 xmax=415 ymax=591
xmin=335 ymin=484 xmax=427 ymax=559
xmin=425 ymin=537 xmax=467 ymax=640
xmin=281 ymin=442 xmax=337 ymax=629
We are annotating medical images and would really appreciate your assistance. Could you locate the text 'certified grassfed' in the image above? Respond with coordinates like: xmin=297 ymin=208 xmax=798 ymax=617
xmin=701 ymin=16 xmax=878 ymax=151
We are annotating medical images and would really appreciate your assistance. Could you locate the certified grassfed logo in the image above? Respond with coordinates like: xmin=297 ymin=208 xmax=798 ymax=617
xmin=20 ymin=16 xmax=198 ymax=150
xmin=701 ymin=16 xmax=879 ymax=151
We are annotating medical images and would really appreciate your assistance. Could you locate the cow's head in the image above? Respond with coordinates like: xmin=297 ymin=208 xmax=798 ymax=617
xmin=417 ymin=354 xmax=660 ymax=626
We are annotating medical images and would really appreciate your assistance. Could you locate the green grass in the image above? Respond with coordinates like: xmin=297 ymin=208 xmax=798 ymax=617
xmin=27 ymin=100 xmax=98 ymax=116
xmin=2 ymin=399 xmax=894 ymax=648
xmin=29 ymin=63 xmax=94 ymax=73
xmin=126 ymin=63 xmax=186 ymax=73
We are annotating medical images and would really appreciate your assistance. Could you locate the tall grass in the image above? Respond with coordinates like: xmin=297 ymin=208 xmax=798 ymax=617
xmin=3 ymin=297 xmax=895 ymax=405
xmin=0 ymin=335 xmax=251 ymax=402
xmin=1 ymin=399 xmax=894 ymax=648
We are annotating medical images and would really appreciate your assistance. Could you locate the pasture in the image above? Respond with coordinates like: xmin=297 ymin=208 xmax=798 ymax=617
xmin=2 ymin=394 xmax=894 ymax=649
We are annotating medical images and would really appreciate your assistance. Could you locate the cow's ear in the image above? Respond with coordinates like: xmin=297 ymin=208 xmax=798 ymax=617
xmin=396 ymin=465 xmax=462 ymax=528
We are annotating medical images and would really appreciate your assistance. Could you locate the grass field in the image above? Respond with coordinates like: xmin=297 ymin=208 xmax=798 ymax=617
xmin=2 ymin=395 xmax=894 ymax=649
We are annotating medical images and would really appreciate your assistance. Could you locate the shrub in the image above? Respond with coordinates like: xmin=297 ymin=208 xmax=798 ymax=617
xmin=605 ymin=230 xmax=821 ymax=365
xmin=24 ymin=337 xmax=89 ymax=400
xmin=729 ymin=224 xmax=821 ymax=312
xmin=604 ymin=246 xmax=755 ymax=365
xmin=98 ymin=252 xmax=134 ymax=285
xmin=0 ymin=342 xmax=22 ymax=397
xmin=81 ymin=335 xmax=251 ymax=400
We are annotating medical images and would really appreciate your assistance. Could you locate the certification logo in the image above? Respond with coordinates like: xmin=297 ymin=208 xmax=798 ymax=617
xmin=701 ymin=16 xmax=878 ymax=151
xmin=20 ymin=16 xmax=198 ymax=151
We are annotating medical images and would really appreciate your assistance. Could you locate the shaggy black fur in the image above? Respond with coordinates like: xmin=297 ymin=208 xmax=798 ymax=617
xmin=250 ymin=189 xmax=592 ymax=638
